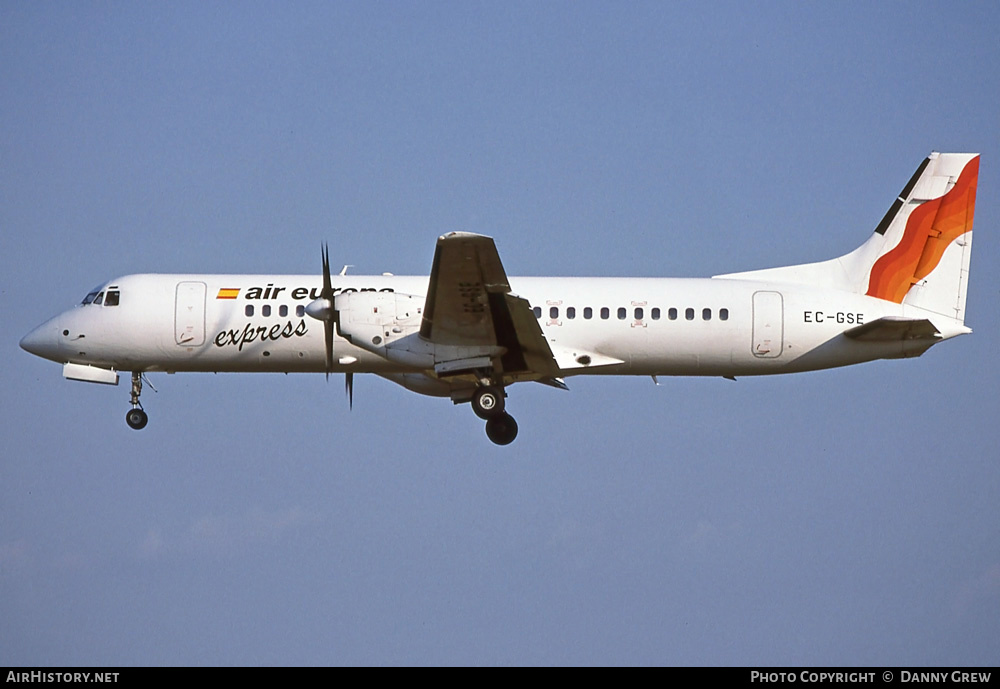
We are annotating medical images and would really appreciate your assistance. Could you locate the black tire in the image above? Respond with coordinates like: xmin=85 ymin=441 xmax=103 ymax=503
xmin=471 ymin=386 xmax=505 ymax=419
xmin=485 ymin=412 xmax=518 ymax=445
xmin=125 ymin=408 xmax=148 ymax=430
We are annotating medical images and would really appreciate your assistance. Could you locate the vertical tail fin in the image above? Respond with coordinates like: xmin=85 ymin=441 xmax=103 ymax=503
xmin=714 ymin=152 xmax=979 ymax=323
xmin=865 ymin=152 xmax=978 ymax=321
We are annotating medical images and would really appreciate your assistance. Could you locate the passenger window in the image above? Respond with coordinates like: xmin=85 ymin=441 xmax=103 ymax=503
xmin=651 ymin=308 xmax=660 ymax=320
xmin=685 ymin=308 xmax=694 ymax=321
xmin=262 ymin=305 xmax=271 ymax=317
xmin=105 ymin=290 xmax=120 ymax=307
xmin=584 ymin=307 xmax=593 ymax=319
xmin=550 ymin=307 xmax=559 ymax=319
xmin=720 ymin=308 xmax=729 ymax=321
xmin=617 ymin=307 xmax=626 ymax=320
xmin=245 ymin=305 xmax=254 ymax=317
xmin=279 ymin=305 xmax=288 ymax=317
xmin=668 ymin=308 xmax=677 ymax=320
xmin=703 ymin=308 xmax=711 ymax=320
xmin=566 ymin=307 xmax=576 ymax=319
xmin=601 ymin=307 xmax=610 ymax=320
xmin=533 ymin=306 xmax=542 ymax=318
xmin=634 ymin=307 xmax=643 ymax=320
xmin=296 ymin=305 xmax=305 ymax=318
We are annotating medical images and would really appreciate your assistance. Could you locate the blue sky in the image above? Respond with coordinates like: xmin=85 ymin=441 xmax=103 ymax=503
xmin=3 ymin=1 xmax=999 ymax=665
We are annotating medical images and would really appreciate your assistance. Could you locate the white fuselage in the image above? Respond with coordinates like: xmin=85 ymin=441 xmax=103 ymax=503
xmin=22 ymin=272 xmax=953 ymax=381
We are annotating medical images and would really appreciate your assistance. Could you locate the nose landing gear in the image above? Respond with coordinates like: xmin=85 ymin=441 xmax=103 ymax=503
xmin=125 ymin=371 xmax=148 ymax=430
xmin=126 ymin=407 xmax=148 ymax=430
xmin=472 ymin=385 xmax=518 ymax=445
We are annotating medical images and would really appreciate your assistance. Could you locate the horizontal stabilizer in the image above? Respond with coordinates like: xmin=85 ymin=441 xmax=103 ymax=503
xmin=843 ymin=317 xmax=940 ymax=342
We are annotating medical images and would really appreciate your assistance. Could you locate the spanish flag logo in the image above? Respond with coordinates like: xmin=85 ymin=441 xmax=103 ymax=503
xmin=216 ymin=288 xmax=240 ymax=300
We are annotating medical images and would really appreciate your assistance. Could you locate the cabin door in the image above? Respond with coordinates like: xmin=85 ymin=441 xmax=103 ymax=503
xmin=175 ymin=281 xmax=207 ymax=346
xmin=752 ymin=291 xmax=783 ymax=358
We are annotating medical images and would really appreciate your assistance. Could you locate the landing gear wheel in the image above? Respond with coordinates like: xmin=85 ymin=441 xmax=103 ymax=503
xmin=472 ymin=386 xmax=505 ymax=419
xmin=485 ymin=412 xmax=518 ymax=445
xmin=125 ymin=408 xmax=148 ymax=430
xmin=126 ymin=371 xmax=149 ymax=430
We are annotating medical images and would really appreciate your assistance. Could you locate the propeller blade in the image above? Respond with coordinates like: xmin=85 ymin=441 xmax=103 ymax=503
xmin=321 ymin=243 xmax=333 ymax=298
xmin=345 ymin=371 xmax=354 ymax=410
xmin=320 ymin=242 xmax=335 ymax=379
xmin=324 ymin=320 xmax=334 ymax=380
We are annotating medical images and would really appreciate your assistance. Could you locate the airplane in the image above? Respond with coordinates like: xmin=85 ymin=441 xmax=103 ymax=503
xmin=20 ymin=152 xmax=979 ymax=445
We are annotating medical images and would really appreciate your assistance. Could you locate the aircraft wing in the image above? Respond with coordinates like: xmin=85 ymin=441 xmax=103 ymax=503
xmin=419 ymin=232 xmax=560 ymax=376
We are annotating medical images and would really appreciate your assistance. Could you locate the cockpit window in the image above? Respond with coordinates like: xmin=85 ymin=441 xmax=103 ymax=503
xmin=80 ymin=283 xmax=121 ymax=306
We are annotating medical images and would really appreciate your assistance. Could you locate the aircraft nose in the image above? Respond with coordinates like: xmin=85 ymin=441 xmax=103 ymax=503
xmin=20 ymin=322 xmax=63 ymax=362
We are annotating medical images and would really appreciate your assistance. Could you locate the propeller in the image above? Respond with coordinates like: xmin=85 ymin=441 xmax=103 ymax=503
xmin=320 ymin=244 xmax=335 ymax=379
xmin=305 ymin=243 xmax=336 ymax=378
xmin=305 ymin=243 xmax=354 ymax=408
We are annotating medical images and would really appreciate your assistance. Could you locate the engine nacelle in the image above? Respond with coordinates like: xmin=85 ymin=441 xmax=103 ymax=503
xmin=335 ymin=290 xmax=421 ymax=354
xmin=335 ymin=291 xmax=504 ymax=373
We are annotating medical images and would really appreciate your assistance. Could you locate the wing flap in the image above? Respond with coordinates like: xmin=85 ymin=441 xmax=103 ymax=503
xmin=501 ymin=293 xmax=559 ymax=375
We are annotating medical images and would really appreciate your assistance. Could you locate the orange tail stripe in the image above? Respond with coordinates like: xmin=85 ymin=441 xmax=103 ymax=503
xmin=866 ymin=156 xmax=978 ymax=303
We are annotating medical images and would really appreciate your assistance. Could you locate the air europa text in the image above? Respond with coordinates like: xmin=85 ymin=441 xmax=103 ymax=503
xmin=243 ymin=285 xmax=395 ymax=300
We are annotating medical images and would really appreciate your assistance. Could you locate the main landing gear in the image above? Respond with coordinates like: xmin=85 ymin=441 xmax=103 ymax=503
xmin=125 ymin=371 xmax=148 ymax=430
xmin=472 ymin=385 xmax=518 ymax=445
xmin=485 ymin=412 xmax=518 ymax=446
